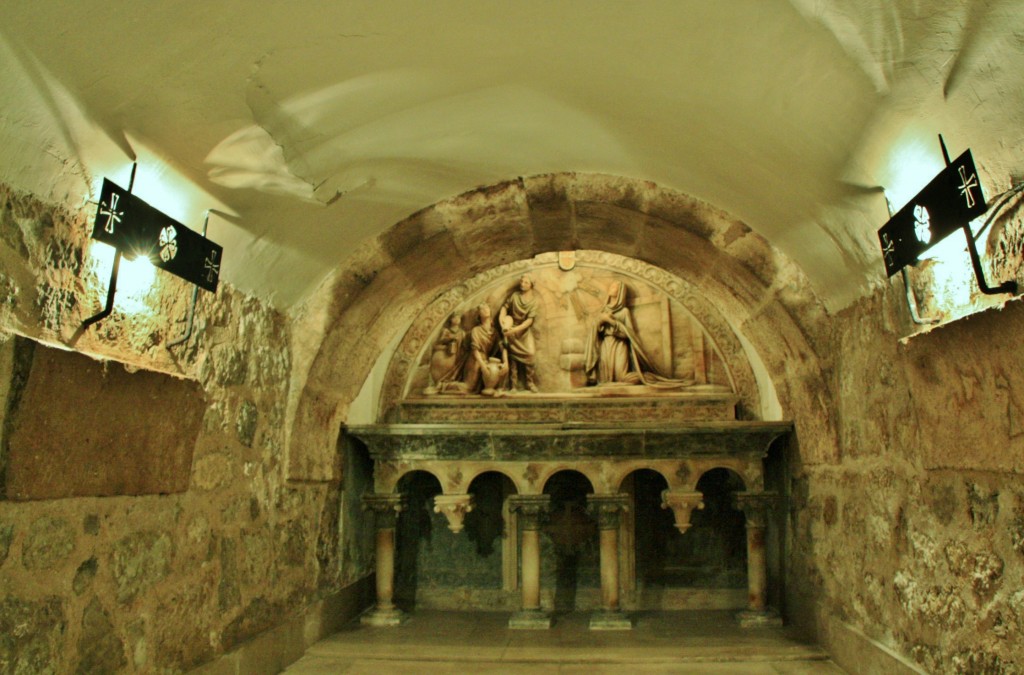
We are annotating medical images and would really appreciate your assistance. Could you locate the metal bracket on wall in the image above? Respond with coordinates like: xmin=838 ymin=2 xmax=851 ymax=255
xmin=165 ymin=210 xmax=209 ymax=350
xmin=939 ymin=135 xmax=1017 ymax=296
xmin=886 ymin=198 xmax=939 ymax=326
xmin=82 ymin=163 xmax=137 ymax=328
xmin=900 ymin=267 xmax=939 ymax=325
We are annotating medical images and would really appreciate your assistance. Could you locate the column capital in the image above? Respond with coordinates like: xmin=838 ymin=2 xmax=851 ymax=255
xmin=362 ymin=493 xmax=406 ymax=528
xmin=732 ymin=491 xmax=778 ymax=527
xmin=434 ymin=493 xmax=474 ymax=533
xmin=587 ymin=493 xmax=630 ymax=530
xmin=509 ymin=494 xmax=551 ymax=530
xmin=660 ymin=490 xmax=705 ymax=533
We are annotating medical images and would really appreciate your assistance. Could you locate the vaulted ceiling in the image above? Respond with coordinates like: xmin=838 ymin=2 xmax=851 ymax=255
xmin=1 ymin=0 xmax=1021 ymax=310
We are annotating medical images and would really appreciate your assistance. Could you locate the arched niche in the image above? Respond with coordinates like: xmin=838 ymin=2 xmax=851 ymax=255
xmin=377 ymin=251 xmax=763 ymax=423
xmin=289 ymin=173 xmax=837 ymax=483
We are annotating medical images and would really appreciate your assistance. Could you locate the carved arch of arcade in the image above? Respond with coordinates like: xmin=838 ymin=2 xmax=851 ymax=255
xmin=378 ymin=250 xmax=761 ymax=421
xmin=612 ymin=462 xmax=755 ymax=495
xmin=373 ymin=457 xmax=763 ymax=496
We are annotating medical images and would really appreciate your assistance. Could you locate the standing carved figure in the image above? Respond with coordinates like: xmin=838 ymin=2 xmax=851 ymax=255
xmin=499 ymin=273 xmax=539 ymax=392
xmin=583 ymin=280 xmax=693 ymax=388
xmin=463 ymin=304 xmax=503 ymax=394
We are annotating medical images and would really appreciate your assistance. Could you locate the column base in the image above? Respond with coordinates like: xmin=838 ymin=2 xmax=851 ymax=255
xmin=360 ymin=606 xmax=406 ymax=627
xmin=736 ymin=609 xmax=783 ymax=628
xmin=589 ymin=610 xmax=632 ymax=630
xmin=508 ymin=609 xmax=551 ymax=630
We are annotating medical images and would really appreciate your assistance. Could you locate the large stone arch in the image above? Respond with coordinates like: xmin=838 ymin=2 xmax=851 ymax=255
xmin=287 ymin=173 xmax=837 ymax=481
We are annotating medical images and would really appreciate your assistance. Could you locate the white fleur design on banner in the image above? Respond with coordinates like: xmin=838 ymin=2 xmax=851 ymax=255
xmin=913 ymin=204 xmax=932 ymax=244
xmin=159 ymin=225 xmax=178 ymax=262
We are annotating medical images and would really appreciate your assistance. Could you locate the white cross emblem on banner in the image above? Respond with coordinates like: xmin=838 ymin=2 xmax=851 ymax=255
xmin=99 ymin=192 xmax=123 ymax=234
xmin=958 ymin=165 xmax=979 ymax=209
xmin=881 ymin=232 xmax=895 ymax=266
xmin=204 ymin=250 xmax=220 ymax=283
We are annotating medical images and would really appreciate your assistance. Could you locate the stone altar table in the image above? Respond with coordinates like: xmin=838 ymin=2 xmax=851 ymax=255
xmin=349 ymin=416 xmax=789 ymax=629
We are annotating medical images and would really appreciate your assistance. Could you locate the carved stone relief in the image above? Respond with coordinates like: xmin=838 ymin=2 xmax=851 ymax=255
xmin=379 ymin=252 xmax=761 ymax=420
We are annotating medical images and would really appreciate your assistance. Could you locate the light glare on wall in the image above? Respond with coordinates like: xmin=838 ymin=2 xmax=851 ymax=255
xmin=121 ymin=253 xmax=157 ymax=294
xmin=883 ymin=140 xmax=944 ymax=216
xmin=86 ymin=241 xmax=157 ymax=315
xmin=920 ymin=243 xmax=976 ymax=313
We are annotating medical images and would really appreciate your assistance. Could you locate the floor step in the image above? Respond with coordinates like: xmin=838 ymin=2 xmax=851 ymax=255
xmin=285 ymin=610 xmax=844 ymax=674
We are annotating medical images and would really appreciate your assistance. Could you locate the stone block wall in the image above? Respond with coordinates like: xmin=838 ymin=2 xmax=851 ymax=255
xmin=0 ymin=183 xmax=373 ymax=673
xmin=791 ymin=290 xmax=1024 ymax=673
xmin=7 ymin=164 xmax=1017 ymax=673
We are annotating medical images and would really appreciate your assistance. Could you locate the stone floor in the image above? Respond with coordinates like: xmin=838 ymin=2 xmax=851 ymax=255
xmin=284 ymin=610 xmax=846 ymax=674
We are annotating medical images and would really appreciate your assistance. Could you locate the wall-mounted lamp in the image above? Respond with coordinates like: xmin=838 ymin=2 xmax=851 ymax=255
xmin=878 ymin=136 xmax=1017 ymax=297
xmin=82 ymin=165 xmax=223 ymax=329
xmin=882 ymin=197 xmax=939 ymax=326
xmin=85 ymin=241 xmax=157 ymax=316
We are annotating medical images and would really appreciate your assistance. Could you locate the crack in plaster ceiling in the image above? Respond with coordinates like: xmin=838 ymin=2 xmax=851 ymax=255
xmin=787 ymin=0 xmax=906 ymax=93
xmin=208 ymin=65 xmax=637 ymax=208
xmin=0 ymin=33 xmax=113 ymax=202
xmin=1 ymin=1 xmax=1022 ymax=311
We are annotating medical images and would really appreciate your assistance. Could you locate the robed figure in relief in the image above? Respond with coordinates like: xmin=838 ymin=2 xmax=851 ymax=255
xmin=463 ymin=304 xmax=502 ymax=393
xmin=499 ymin=274 xmax=539 ymax=392
xmin=424 ymin=303 xmax=510 ymax=395
xmin=583 ymin=280 xmax=693 ymax=388
xmin=425 ymin=313 xmax=467 ymax=394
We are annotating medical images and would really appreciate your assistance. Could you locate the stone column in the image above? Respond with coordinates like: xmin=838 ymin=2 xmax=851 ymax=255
xmin=587 ymin=494 xmax=631 ymax=630
xmin=361 ymin=493 xmax=406 ymax=626
xmin=732 ymin=491 xmax=782 ymax=627
xmin=508 ymin=494 xmax=551 ymax=629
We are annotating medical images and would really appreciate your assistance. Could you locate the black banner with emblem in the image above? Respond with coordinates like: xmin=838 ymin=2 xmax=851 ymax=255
xmin=92 ymin=178 xmax=222 ymax=292
xmin=877 ymin=149 xmax=987 ymax=277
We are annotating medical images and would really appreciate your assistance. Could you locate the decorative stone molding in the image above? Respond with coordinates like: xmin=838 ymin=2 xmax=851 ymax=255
xmin=397 ymin=395 xmax=739 ymax=425
xmin=351 ymin=422 xmax=790 ymax=496
xmin=736 ymin=608 xmax=783 ymax=628
xmin=587 ymin=494 xmax=631 ymax=530
xmin=508 ymin=494 xmax=551 ymax=530
xmin=353 ymin=423 xmax=789 ymax=463
xmin=433 ymin=493 xmax=475 ymax=533
xmin=732 ymin=491 xmax=778 ymax=528
xmin=660 ymin=490 xmax=706 ymax=533
xmin=590 ymin=610 xmax=633 ymax=631
xmin=362 ymin=493 xmax=405 ymax=529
